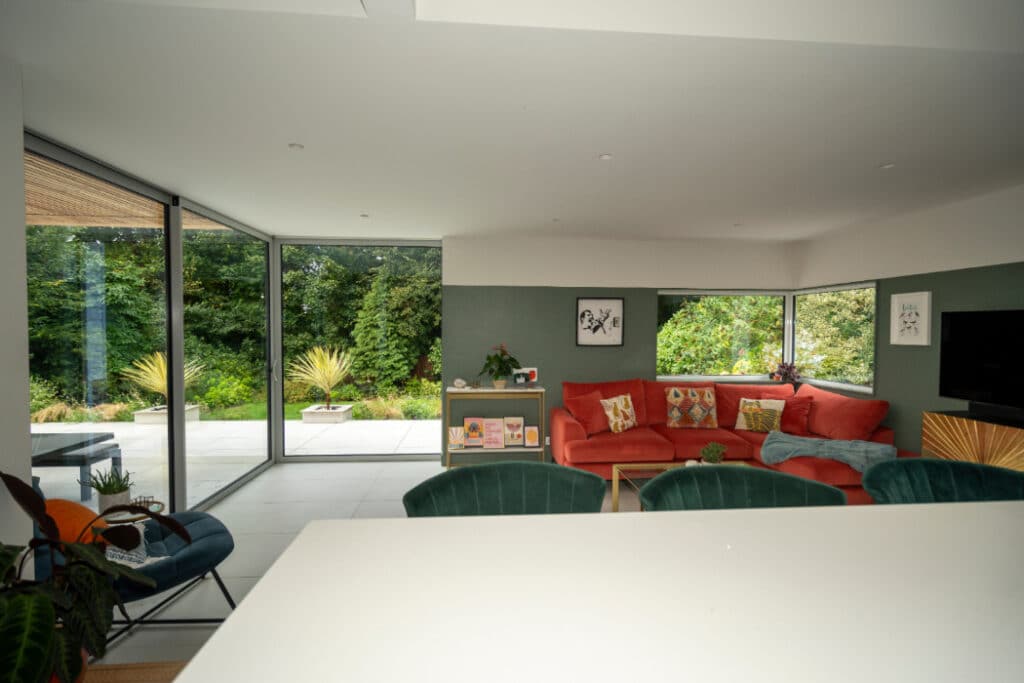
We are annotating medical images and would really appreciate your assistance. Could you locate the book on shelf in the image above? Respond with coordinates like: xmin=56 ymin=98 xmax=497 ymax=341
xmin=464 ymin=418 xmax=484 ymax=447
xmin=482 ymin=418 xmax=505 ymax=448
xmin=504 ymin=416 xmax=524 ymax=446
xmin=524 ymin=426 xmax=540 ymax=448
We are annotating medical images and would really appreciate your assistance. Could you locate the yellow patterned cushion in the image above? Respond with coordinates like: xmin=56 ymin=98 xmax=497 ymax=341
xmin=735 ymin=398 xmax=785 ymax=432
xmin=665 ymin=387 xmax=718 ymax=429
xmin=599 ymin=394 xmax=638 ymax=433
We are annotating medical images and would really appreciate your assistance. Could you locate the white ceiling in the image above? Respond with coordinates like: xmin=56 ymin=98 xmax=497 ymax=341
xmin=2 ymin=0 xmax=1024 ymax=241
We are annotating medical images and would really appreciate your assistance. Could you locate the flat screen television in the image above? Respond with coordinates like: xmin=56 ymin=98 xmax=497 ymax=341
xmin=940 ymin=309 xmax=1024 ymax=410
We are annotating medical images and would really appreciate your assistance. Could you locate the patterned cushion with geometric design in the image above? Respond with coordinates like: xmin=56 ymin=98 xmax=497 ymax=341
xmin=735 ymin=398 xmax=785 ymax=432
xmin=600 ymin=394 xmax=638 ymax=433
xmin=665 ymin=387 xmax=718 ymax=429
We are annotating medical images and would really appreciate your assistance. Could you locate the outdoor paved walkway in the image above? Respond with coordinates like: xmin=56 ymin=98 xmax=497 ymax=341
xmin=31 ymin=419 xmax=441 ymax=509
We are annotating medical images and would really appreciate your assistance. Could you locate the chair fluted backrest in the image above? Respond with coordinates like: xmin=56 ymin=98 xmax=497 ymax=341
xmin=639 ymin=465 xmax=846 ymax=511
xmin=403 ymin=461 xmax=606 ymax=517
xmin=863 ymin=458 xmax=1024 ymax=504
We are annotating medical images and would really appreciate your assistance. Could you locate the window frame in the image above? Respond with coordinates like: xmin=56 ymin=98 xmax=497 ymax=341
xmin=657 ymin=283 xmax=877 ymax=394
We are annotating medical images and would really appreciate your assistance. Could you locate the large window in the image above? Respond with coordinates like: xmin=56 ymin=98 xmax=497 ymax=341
xmin=794 ymin=286 xmax=876 ymax=388
xmin=657 ymin=294 xmax=785 ymax=377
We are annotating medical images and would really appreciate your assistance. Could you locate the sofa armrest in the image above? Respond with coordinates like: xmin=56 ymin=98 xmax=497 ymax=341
xmin=550 ymin=408 xmax=587 ymax=464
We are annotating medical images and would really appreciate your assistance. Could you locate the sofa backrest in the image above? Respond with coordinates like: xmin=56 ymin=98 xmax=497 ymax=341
xmin=562 ymin=379 xmax=649 ymax=426
xmin=714 ymin=383 xmax=796 ymax=428
xmin=642 ymin=380 xmax=715 ymax=426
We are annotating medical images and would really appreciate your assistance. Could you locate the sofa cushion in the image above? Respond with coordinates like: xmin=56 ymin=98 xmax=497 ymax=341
xmin=780 ymin=395 xmax=814 ymax=435
xmin=643 ymin=381 xmax=715 ymax=425
xmin=763 ymin=456 xmax=864 ymax=488
xmin=563 ymin=390 xmax=609 ymax=436
xmin=714 ymin=383 xmax=795 ymax=428
xmin=600 ymin=394 xmax=638 ymax=433
xmin=563 ymin=379 xmax=649 ymax=426
xmin=665 ymin=387 xmax=719 ymax=429
xmin=735 ymin=398 xmax=785 ymax=432
xmin=562 ymin=427 xmax=674 ymax=465
xmin=650 ymin=425 xmax=753 ymax=461
xmin=796 ymin=384 xmax=889 ymax=441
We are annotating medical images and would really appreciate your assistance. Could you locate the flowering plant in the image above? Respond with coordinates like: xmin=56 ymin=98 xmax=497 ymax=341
xmin=479 ymin=344 xmax=521 ymax=380
xmin=772 ymin=362 xmax=801 ymax=383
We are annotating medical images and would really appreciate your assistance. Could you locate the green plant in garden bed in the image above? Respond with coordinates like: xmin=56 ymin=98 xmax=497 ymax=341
xmin=287 ymin=346 xmax=353 ymax=409
xmin=78 ymin=468 xmax=132 ymax=495
xmin=121 ymin=352 xmax=204 ymax=404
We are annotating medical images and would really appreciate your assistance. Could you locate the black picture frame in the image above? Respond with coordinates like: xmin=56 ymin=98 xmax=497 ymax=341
xmin=576 ymin=297 xmax=624 ymax=346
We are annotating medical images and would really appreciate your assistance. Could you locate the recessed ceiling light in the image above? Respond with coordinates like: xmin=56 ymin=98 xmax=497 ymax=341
xmin=598 ymin=153 xmax=613 ymax=161
xmin=879 ymin=162 xmax=896 ymax=170
xmin=733 ymin=223 xmax=744 ymax=228
xmin=360 ymin=213 xmax=370 ymax=218
xmin=287 ymin=142 xmax=305 ymax=150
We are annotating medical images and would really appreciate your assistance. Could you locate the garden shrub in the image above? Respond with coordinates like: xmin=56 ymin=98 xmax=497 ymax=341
xmin=404 ymin=378 xmax=441 ymax=398
xmin=30 ymin=375 xmax=61 ymax=414
xmin=203 ymin=376 xmax=255 ymax=409
xmin=283 ymin=379 xmax=313 ymax=404
xmin=350 ymin=402 xmax=371 ymax=420
xmin=400 ymin=396 xmax=441 ymax=420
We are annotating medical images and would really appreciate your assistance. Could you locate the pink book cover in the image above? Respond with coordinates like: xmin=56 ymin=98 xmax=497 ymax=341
xmin=482 ymin=418 xmax=505 ymax=449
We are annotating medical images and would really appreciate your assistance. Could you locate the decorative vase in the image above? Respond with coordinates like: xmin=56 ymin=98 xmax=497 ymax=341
xmin=492 ymin=379 xmax=507 ymax=389
xmin=99 ymin=490 xmax=131 ymax=513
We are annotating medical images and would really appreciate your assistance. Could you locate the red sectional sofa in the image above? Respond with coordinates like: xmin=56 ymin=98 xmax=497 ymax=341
xmin=550 ymin=379 xmax=909 ymax=504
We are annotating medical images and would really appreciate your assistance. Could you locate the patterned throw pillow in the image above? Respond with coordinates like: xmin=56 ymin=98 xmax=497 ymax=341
xmin=735 ymin=398 xmax=786 ymax=432
xmin=600 ymin=394 xmax=638 ymax=433
xmin=665 ymin=387 xmax=718 ymax=429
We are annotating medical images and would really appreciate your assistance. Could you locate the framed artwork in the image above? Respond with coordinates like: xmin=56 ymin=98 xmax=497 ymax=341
xmin=482 ymin=418 xmax=505 ymax=449
xmin=512 ymin=367 xmax=538 ymax=385
xmin=524 ymin=426 xmax=540 ymax=448
xmin=447 ymin=426 xmax=465 ymax=449
xmin=464 ymin=418 xmax=484 ymax=447
xmin=890 ymin=291 xmax=931 ymax=346
xmin=577 ymin=298 xmax=624 ymax=346
xmin=504 ymin=417 xmax=524 ymax=446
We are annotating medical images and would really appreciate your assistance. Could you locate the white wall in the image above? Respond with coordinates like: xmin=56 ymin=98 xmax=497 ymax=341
xmin=0 ymin=54 xmax=30 ymax=544
xmin=442 ymin=235 xmax=796 ymax=289
xmin=793 ymin=183 xmax=1024 ymax=289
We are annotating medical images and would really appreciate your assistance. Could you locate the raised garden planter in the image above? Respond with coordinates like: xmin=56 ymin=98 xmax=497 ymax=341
xmin=301 ymin=404 xmax=353 ymax=424
xmin=133 ymin=405 xmax=201 ymax=424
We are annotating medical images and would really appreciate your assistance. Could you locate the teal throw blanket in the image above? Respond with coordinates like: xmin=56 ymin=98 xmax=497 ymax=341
xmin=761 ymin=431 xmax=897 ymax=473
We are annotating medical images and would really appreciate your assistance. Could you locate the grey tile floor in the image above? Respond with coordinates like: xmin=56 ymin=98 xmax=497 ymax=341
xmin=96 ymin=460 xmax=636 ymax=665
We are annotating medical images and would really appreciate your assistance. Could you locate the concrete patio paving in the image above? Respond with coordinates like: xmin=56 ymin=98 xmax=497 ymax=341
xmin=31 ymin=419 xmax=441 ymax=509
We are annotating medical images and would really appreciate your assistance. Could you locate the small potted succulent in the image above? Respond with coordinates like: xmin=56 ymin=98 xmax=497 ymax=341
xmin=80 ymin=467 xmax=133 ymax=512
xmin=700 ymin=442 xmax=727 ymax=465
xmin=479 ymin=344 xmax=521 ymax=389
xmin=771 ymin=362 xmax=801 ymax=384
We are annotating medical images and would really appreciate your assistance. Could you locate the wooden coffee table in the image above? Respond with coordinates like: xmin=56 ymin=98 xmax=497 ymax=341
xmin=611 ymin=461 xmax=747 ymax=511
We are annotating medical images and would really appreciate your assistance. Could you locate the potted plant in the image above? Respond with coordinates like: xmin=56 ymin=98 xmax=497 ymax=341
xmin=479 ymin=344 xmax=521 ymax=389
xmin=287 ymin=346 xmax=354 ymax=423
xmin=121 ymin=352 xmax=205 ymax=423
xmin=79 ymin=468 xmax=133 ymax=512
xmin=700 ymin=442 xmax=727 ymax=465
xmin=771 ymin=362 xmax=801 ymax=384
xmin=0 ymin=471 xmax=190 ymax=683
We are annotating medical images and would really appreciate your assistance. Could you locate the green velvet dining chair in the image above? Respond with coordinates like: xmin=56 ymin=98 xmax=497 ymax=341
xmin=638 ymin=465 xmax=847 ymax=511
xmin=863 ymin=458 xmax=1024 ymax=504
xmin=403 ymin=461 xmax=606 ymax=517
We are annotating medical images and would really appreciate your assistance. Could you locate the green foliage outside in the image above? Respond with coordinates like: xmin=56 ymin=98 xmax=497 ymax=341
xmin=26 ymin=227 xmax=442 ymax=421
xmin=657 ymin=295 xmax=784 ymax=375
xmin=795 ymin=288 xmax=875 ymax=386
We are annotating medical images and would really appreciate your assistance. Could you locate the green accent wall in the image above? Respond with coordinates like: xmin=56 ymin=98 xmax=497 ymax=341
xmin=441 ymin=286 xmax=656 ymax=462
xmin=876 ymin=261 xmax=1024 ymax=452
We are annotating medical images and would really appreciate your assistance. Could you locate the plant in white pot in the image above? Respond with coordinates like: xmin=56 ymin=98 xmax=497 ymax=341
xmin=80 ymin=467 xmax=133 ymax=511
xmin=288 ymin=346 xmax=355 ymax=423
xmin=699 ymin=442 xmax=727 ymax=465
xmin=122 ymin=351 xmax=205 ymax=423
xmin=479 ymin=344 xmax=521 ymax=389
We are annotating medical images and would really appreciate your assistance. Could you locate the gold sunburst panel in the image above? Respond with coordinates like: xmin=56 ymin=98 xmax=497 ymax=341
xmin=922 ymin=412 xmax=1024 ymax=472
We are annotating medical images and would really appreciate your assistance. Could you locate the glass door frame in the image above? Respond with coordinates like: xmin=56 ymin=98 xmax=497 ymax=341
xmin=25 ymin=131 xmax=276 ymax=511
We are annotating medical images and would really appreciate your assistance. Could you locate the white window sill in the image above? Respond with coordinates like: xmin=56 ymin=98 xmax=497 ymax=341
xmin=656 ymin=374 xmax=776 ymax=384
xmin=801 ymin=378 xmax=875 ymax=396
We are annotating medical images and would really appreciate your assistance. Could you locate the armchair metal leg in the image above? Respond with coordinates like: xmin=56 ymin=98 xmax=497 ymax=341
xmin=107 ymin=570 xmax=237 ymax=647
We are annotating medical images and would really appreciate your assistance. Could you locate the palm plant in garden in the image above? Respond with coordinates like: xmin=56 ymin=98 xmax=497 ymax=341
xmin=120 ymin=352 xmax=204 ymax=405
xmin=287 ymin=346 xmax=353 ymax=409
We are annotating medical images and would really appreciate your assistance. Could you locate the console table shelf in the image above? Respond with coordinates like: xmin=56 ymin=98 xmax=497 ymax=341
xmin=444 ymin=386 xmax=545 ymax=468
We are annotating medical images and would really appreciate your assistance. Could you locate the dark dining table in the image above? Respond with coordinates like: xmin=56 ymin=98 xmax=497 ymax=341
xmin=31 ymin=432 xmax=122 ymax=501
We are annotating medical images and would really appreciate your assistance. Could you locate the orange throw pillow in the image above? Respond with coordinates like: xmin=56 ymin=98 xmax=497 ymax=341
xmin=563 ymin=390 xmax=610 ymax=436
xmin=45 ymin=499 xmax=108 ymax=544
xmin=796 ymin=383 xmax=889 ymax=441
xmin=780 ymin=395 xmax=814 ymax=435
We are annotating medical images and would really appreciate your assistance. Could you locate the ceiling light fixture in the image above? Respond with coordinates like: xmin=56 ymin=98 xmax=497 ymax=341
xmin=360 ymin=213 xmax=370 ymax=219
xmin=879 ymin=162 xmax=896 ymax=170
xmin=598 ymin=153 xmax=613 ymax=161
xmin=287 ymin=142 xmax=305 ymax=151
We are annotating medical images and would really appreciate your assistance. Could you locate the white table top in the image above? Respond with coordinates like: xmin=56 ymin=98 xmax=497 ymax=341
xmin=177 ymin=502 xmax=1024 ymax=683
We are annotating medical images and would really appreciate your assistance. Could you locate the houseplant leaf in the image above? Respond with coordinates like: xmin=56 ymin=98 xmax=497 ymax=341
xmin=0 ymin=472 xmax=59 ymax=540
xmin=0 ymin=544 xmax=23 ymax=584
xmin=0 ymin=591 xmax=55 ymax=683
